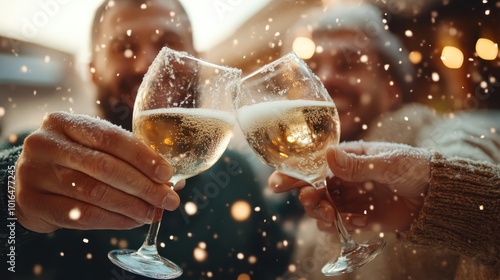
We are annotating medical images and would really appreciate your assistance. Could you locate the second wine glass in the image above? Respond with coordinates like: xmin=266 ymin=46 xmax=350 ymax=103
xmin=108 ymin=47 xmax=241 ymax=279
xmin=233 ymin=52 xmax=386 ymax=276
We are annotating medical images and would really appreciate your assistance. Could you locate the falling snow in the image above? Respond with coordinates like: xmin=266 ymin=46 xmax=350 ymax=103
xmin=0 ymin=1 xmax=498 ymax=279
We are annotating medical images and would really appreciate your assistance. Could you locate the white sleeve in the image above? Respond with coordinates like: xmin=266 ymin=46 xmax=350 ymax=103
xmin=416 ymin=110 xmax=500 ymax=163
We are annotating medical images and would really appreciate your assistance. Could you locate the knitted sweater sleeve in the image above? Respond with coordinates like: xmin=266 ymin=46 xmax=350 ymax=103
xmin=405 ymin=153 xmax=500 ymax=271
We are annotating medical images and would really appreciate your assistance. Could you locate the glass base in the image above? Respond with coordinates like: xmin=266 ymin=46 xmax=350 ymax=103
xmin=108 ymin=249 xmax=183 ymax=279
xmin=321 ymin=240 xmax=386 ymax=276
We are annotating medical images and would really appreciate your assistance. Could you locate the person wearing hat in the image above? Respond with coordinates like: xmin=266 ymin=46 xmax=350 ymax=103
xmin=276 ymin=2 xmax=500 ymax=279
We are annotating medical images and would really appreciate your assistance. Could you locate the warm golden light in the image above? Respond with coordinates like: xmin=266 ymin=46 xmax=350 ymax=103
xmin=248 ymin=255 xmax=257 ymax=264
xmin=440 ymin=46 xmax=464 ymax=69
xmin=8 ymin=133 xmax=18 ymax=144
xmin=476 ymin=38 xmax=498 ymax=60
xmin=33 ymin=264 xmax=43 ymax=276
xmin=292 ymin=37 xmax=316 ymax=59
xmin=118 ymin=239 xmax=128 ymax=249
xmin=230 ymin=200 xmax=252 ymax=222
xmin=68 ymin=207 xmax=81 ymax=220
xmin=193 ymin=247 xmax=208 ymax=262
xmin=408 ymin=51 xmax=422 ymax=64
xmin=184 ymin=201 xmax=198 ymax=216
xmin=237 ymin=273 xmax=251 ymax=280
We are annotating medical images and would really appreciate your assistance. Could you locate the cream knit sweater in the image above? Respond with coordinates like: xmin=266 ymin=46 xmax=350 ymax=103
xmin=289 ymin=104 xmax=500 ymax=279
xmin=406 ymin=153 xmax=499 ymax=279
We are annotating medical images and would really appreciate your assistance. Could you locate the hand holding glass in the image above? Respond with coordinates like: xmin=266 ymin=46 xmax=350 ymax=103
xmin=108 ymin=47 xmax=240 ymax=279
xmin=233 ymin=52 xmax=385 ymax=276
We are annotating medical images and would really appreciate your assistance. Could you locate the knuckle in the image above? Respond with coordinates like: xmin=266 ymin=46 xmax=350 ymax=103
xmin=22 ymin=132 xmax=38 ymax=147
xmin=22 ymin=132 xmax=46 ymax=154
xmin=82 ymin=181 xmax=108 ymax=204
xmin=88 ymin=122 xmax=124 ymax=149
xmin=90 ymin=184 xmax=109 ymax=204
xmin=76 ymin=204 xmax=94 ymax=223
xmin=44 ymin=111 xmax=63 ymax=123
xmin=22 ymin=125 xmax=66 ymax=162
xmin=42 ymin=112 xmax=67 ymax=128
xmin=140 ymin=182 xmax=162 ymax=201
xmin=84 ymin=152 xmax=114 ymax=178
xmin=91 ymin=126 xmax=113 ymax=147
xmin=135 ymin=145 xmax=154 ymax=170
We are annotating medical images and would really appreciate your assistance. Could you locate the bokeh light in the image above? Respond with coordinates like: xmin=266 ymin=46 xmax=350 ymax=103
xmin=475 ymin=38 xmax=498 ymax=60
xmin=408 ymin=51 xmax=422 ymax=64
xmin=33 ymin=264 xmax=43 ymax=276
xmin=231 ymin=200 xmax=252 ymax=222
xmin=432 ymin=72 xmax=441 ymax=82
xmin=8 ymin=134 xmax=18 ymax=144
xmin=237 ymin=273 xmax=251 ymax=280
xmin=440 ymin=46 xmax=464 ymax=69
xmin=184 ymin=201 xmax=198 ymax=216
xmin=193 ymin=244 xmax=208 ymax=262
xmin=68 ymin=207 xmax=81 ymax=220
xmin=248 ymin=255 xmax=257 ymax=264
xmin=292 ymin=37 xmax=316 ymax=59
xmin=118 ymin=239 xmax=128 ymax=249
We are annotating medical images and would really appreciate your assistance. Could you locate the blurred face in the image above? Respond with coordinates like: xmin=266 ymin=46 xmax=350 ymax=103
xmin=306 ymin=30 xmax=400 ymax=140
xmin=90 ymin=0 xmax=196 ymax=130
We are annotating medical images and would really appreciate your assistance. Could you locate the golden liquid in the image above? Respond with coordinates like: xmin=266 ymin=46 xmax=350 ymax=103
xmin=134 ymin=108 xmax=235 ymax=182
xmin=237 ymin=100 xmax=340 ymax=183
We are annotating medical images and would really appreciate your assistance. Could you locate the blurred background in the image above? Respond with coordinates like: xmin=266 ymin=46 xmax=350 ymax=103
xmin=0 ymin=1 xmax=499 ymax=279
xmin=0 ymin=0 xmax=270 ymax=138
xmin=0 ymin=0 xmax=499 ymax=139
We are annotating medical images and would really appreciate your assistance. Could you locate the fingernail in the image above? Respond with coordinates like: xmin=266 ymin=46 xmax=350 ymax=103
xmin=155 ymin=163 xmax=171 ymax=183
xmin=271 ymin=175 xmax=282 ymax=189
xmin=145 ymin=206 xmax=155 ymax=224
xmin=162 ymin=193 xmax=180 ymax=211
xmin=351 ymin=216 xmax=367 ymax=227
xmin=298 ymin=194 xmax=311 ymax=206
xmin=333 ymin=148 xmax=348 ymax=169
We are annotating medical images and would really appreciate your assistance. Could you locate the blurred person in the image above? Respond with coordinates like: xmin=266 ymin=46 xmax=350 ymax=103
xmin=270 ymin=140 xmax=500 ymax=279
xmin=0 ymin=0 xmax=291 ymax=279
xmin=283 ymin=1 xmax=415 ymax=142
xmin=274 ymin=2 xmax=500 ymax=279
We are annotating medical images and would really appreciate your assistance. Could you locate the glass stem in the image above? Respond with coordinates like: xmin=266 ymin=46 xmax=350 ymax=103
xmin=138 ymin=208 xmax=164 ymax=257
xmin=313 ymin=179 xmax=358 ymax=253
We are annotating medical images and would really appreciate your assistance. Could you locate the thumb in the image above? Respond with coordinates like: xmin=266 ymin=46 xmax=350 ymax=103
xmin=327 ymin=144 xmax=431 ymax=197
xmin=326 ymin=146 xmax=391 ymax=183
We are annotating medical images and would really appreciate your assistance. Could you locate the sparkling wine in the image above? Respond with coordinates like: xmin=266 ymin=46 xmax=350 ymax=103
xmin=237 ymin=99 xmax=340 ymax=183
xmin=134 ymin=107 xmax=235 ymax=182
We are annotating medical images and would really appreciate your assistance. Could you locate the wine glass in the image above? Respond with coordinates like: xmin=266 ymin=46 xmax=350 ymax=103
xmin=108 ymin=47 xmax=241 ymax=279
xmin=233 ymin=52 xmax=386 ymax=276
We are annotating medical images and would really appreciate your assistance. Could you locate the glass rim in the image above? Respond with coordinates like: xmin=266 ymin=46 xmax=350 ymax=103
xmin=157 ymin=46 xmax=242 ymax=74
xmin=241 ymin=51 xmax=301 ymax=82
